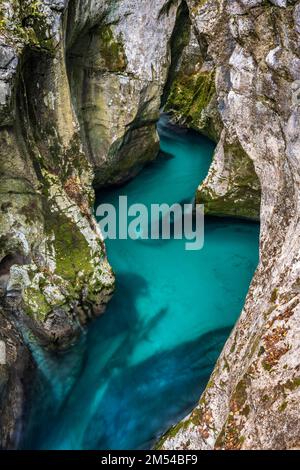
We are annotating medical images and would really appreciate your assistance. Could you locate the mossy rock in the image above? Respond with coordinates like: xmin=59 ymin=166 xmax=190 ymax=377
xmin=0 ymin=0 xmax=56 ymax=51
xmin=165 ymin=70 xmax=216 ymax=134
xmin=197 ymin=140 xmax=261 ymax=220
xmin=46 ymin=211 xmax=93 ymax=282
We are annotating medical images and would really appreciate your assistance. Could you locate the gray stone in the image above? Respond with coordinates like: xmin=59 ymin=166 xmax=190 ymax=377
xmin=160 ymin=0 xmax=300 ymax=450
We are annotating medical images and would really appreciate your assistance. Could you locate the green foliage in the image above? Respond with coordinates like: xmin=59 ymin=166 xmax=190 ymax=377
xmin=155 ymin=419 xmax=190 ymax=449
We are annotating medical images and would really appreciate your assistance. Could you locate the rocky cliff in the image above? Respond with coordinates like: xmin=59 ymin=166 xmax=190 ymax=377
xmin=67 ymin=0 xmax=183 ymax=186
xmin=0 ymin=0 xmax=185 ymax=449
xmin=160 ymin=0 xmax=300 ymax=450
xmin=0 ymin=0 xmax=299 ymax=451
xmin=165 ymin=0 xmax=262 ymax=220
xmin=0 ymin=0 xmax=116 ymax=448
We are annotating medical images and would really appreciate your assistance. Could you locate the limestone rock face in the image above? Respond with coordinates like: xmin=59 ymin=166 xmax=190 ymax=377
xmin=165 ymin=0 xmax=262 ymax=220
xmin=160 ymin=0 xmax=300 ymax=450
xmin=0 ymin=0 xmax=115 ymax=448
xmin=0 ymin=0 xmax=187 ymax=449
xmin=67 ymin=0 xmax=182 ymax=186
xmin=0 ymin=0 xmax=116 ymax=339
xmin=1 ymin=0 xmax=300 ymax=452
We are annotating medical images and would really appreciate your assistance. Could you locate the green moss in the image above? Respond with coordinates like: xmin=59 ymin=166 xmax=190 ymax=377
xmin=264 ymin=304 xmax=276 ymax=319
xmin=233 ymin=379 xmax=248 ymax=409
xmin=165 ymin=71 xmax=216 ymax=132
xmin=216 ymin=417 xmax=245 ymax=450
xmin=249 ymin=335 xmax=261 ymax=358
xmin=155 ymin=419 xmax=190 ymax=449
xmin=199 ymin=191 xmax=260 ymax=220
xmin=230 ymin=332 xmax=238 ymax=353
xmin=283 ymin=377 xmax=300 ymax=391
xmin=190 ymin=406 xmax=205 ymax=426
xmin=215 ymin=427 xmax=226 ymax=448
xmin=241 ymin=404 xmax=250 ymax=417
xmin=23 ymin=286 xmax=51 ymax=322
xmin=97 ymin=24 xmax=127 ymax=71
xmin=198 ymin=0 xmax=209 ymax=7
xmin=207 ymin=377 xmax=215 ymax=389
xmin=0 ymin=4 xmax=5 ymax=32
xmin=197 ymin=140 xmax=261 ymax=220
xmin=223 ymin=357 xmax=230 ymax=371
xmin=0 ymin=0 xmax=55 ymax=50
xmin=46 ymin=210 xmax=93 ymax=282
xmin=189 ymin=0 xmax=211 ymax=15
xmin=161 ymin=0 xmax=191 ymax=107
xmin=262 ymin=361 xmax=272 ymax=372
xmin=270 ymin=288 xmax=278 ymax=303
xmin=278 ymin=401 xmax=288 ymax=412
xmin=22 ymin=208 xmax=96 ymax=323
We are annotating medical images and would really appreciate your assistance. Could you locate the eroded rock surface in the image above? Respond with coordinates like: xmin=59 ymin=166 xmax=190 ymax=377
xmin=67 ymin=0 xmax=183 ymax=186
xmin=165 ymin=0 xmax=261 ymax=219
xmin=159 ymin=0 xmax=300 ymax=450
xmin=1 ymin=0 xmax=300 ymax=452
xmin=0 ymin=0 xmax=187 ymax=449
xmin=0 ymin=0 xmax=115 ymax=448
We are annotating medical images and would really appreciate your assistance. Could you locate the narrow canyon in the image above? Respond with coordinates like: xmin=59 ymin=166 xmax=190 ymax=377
xmin=0 ymin=0 xmax=299 ymax=450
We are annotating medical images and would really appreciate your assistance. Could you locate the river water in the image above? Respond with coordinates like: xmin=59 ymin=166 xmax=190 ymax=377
xmin=24 ymin=115 xmax=259 ymax=450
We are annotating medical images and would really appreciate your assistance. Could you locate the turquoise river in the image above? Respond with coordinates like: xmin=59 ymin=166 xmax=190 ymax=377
xmin=23 ymin=115 xmax=260 ymax=450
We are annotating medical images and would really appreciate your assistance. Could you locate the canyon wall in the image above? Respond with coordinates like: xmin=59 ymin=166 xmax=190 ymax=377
xmin=160 ymin=0 xmax=300 ymax=450
xmin=0 ymin=0 xmax=299 ymax=451
xmin=66 ymin=0 xmax=182 ymax=186
xmin=0 ymin=0 xmax=115 ymax=448
xmin=0 ymin=0 xmax=182 ymax=448
xmin=165 ymin=0 xmax=262 ymax=220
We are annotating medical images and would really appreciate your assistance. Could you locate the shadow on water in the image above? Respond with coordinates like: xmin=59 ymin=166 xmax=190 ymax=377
xmin=82 ymin=326 xmax=232 ymax=450
xmin=25 ymin=323 xmax=232 ymax=450
xmin=24 ymin=271 xmax=231 ymax=451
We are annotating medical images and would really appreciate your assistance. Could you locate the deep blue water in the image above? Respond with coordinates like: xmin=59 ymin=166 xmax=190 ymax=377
xmin=24 ymin=115 xmax=259 ymax=450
